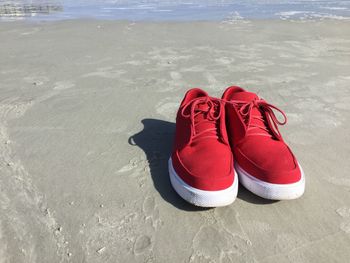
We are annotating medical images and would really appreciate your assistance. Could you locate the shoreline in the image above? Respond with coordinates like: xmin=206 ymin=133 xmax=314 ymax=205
xmin=1 ymin=0 xmax=350 ymax=22
xmin=1 ymin=17 xmax=350 ymax=28
xmin=1 ymin=15 xmax=350 ymax=24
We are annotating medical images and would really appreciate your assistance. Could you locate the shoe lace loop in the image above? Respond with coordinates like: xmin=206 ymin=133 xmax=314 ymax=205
xmin=181 ymin=97 xmax=222 ymax=142
xmin=233 ymin=98 xmax=287 ymax=140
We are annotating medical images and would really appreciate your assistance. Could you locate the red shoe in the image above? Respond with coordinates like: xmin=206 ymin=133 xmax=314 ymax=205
xmin=222 ymin=86 xmax=305 ymax=200
xmin=169 ymin=88 xmax=238 ymax=207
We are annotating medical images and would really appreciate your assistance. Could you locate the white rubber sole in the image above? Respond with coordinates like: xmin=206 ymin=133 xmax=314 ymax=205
xmin=168 ymin=158 xmax=238 ymax=207
xmin=235 ymin=162 xmax=305 ymax=200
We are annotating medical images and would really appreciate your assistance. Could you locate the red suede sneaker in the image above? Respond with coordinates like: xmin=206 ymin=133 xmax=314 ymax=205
xmin=169 ymin=88 xmax=238 ymax=207
xmin=222 ymin=86 xmax=305 ymax=200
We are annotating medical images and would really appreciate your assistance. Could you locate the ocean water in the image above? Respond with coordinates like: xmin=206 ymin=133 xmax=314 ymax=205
xmin=1 ymin=0 xmax=350 ymax=21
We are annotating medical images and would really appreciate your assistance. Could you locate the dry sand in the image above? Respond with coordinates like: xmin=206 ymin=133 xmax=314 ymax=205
xmin=0 ymin=19 xmax=350 ymax=262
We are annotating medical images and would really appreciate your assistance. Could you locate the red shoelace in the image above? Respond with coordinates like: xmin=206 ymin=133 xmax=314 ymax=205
xmin=229 ymin=98 xmax=287 ymax=140
xmin=181 ymin=97 xmax=223 ymax=143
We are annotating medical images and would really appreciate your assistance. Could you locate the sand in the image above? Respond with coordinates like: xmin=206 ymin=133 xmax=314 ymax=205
xmin=0 ymin=19 xmax=350 ymax=262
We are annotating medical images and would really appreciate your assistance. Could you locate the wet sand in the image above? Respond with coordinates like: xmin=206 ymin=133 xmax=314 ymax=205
xmin=0 ymin=20 xmax=350 ymax=262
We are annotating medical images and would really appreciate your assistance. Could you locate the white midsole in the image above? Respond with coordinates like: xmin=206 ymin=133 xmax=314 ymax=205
xmin=235 ymin=162 xmax=305 ymax=200
xmin=168 ymin=158 xmax=238 ymax=207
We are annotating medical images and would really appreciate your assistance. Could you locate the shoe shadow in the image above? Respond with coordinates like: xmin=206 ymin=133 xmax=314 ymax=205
xmin=129 ymin=118 xmax=278 ymax=208
xmin=128 ymin=118 xmax=210 ymax=211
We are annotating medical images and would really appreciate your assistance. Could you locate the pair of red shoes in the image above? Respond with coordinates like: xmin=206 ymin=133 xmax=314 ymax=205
xmin=169 ymin=86 xmax=305 ymax=207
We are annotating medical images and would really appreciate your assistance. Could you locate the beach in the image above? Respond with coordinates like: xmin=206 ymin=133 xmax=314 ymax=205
xmin=0 ymin=19 xmax=350 ymax=262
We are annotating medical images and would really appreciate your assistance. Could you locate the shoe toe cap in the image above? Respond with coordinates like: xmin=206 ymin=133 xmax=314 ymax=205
xmin=235 ymin=138 xmax=302 ymax=184
xmin=172 ymin=142 xmax=235 ymax=190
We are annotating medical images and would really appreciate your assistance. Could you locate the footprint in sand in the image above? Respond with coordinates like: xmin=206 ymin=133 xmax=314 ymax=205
xmin=170 ymin=71 xmax=182 ymax=81
xmin=133 ymin=235 xmax=152 ymax=255
xmin=142 ymin=196 xmax=161 ymax=229
xmin=116 ymin=157 xmax=140 ymax=173
xmin=143 ymin=196 xmax=156 ymax=217
xmin=53 ymin=81 xmax=75 ymax=90
xmin=336 ymin=207 xmax=350 ymax=234
xmin=162 ymin=71 xmax=185 ymax=92
xmin=23 ymin=75 xmax=49 ymax=86
xmin=20 ymin=27 xmax=40 ymax=35
xmin=274 ymin=233 xmax=308 ymax=255
xmin=116 ymin=156 xmax=151 ymax=190
xmin=215 ymin=57 xmax=235 ymax=65
xmin=82 ymin=67 xmax=126 ymax=79
xmin=189 ymin=225 xmax=252 ymax=263
xmin=83 ymin=205 xmax=156 ymax=262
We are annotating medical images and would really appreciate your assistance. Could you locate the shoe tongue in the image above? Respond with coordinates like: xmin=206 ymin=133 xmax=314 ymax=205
xmin=232 ymin=92 xmax=270 ymax=135
xmin=196 ymin=103 xmax=210 ymax=112
xmin=193 ymin=100 xmax=218 ymax=138
xmin=230 ymin=91 xmax=259 ymax=102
